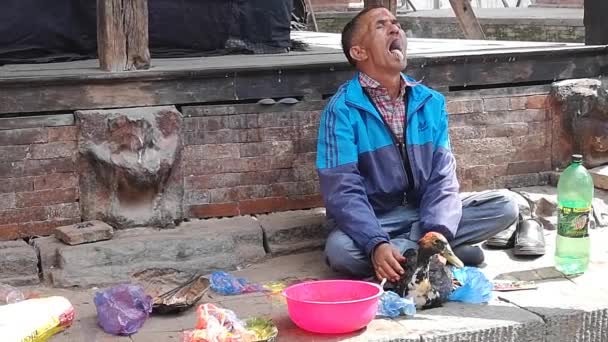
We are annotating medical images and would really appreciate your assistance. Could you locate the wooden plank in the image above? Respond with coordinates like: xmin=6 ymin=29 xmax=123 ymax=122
xmin=364 ymin=0 xmax=398 ymax=14
xmin=448 ymin=0 xmax=486 ymax=40
xmin=584 ymin=0 xmax=608 ymax=45
xmin=0 ymin=48 xmax=607 ymax=115
xmin=97 ymin=0 xmax=150 ymax=71
xmin=0 ymin=114 xmax=74 ymax=130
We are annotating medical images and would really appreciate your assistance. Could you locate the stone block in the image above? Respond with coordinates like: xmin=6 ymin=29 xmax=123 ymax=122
xmin=76 ymin=106 xmax=183 ymax=229
xmin=396 ymin=301 xmax=544 ymax=342
xmin=54 ymin=220 xmax=114 ymax=245
xmin=0 ymin=240 xmax=39 ymax=285
xmin=44 ymin=216 xmax=266 ymax=288
xmin=590 ymin=165 xmax=608 ymax=190
xmin=256 ymin=208 xmax=327 ymax=256
xmin=31 ymin=236 xmax=64 ymax=283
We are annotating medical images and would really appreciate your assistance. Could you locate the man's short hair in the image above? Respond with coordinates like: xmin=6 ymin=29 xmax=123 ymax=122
xmin=341 ymin=6 xmax=382 ymax=67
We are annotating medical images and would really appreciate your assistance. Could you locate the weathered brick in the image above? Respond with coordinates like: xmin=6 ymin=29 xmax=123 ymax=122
xmin=511 ymin=134 xmax=547 ymax=148
xmin=240 ymin=169 xmax=295 ymax=185
xmin=465 ymin=109 xmax=546 ymax=125
xmin=485 ymin=123 xmax=529 ymax=137
xmin=183 ymin=118 xmax=198 ymax=132
xmin=209 ymin=185 xmax=269 ymax=203
xmin=258 ymin=112 xmax=295 ymax=128
xmin=46 ymin=202 xmax=80 ymax=219
xmin=183 ymin=144 xmax=240 ymax=160
xmin=33 ymin=173 xmax=78 ymax=190
xmin=452 ymin=137 xmax=513 ymax=154
xmin=293 ymin=139 xmax=317 ymax=153
xmin=183 ymin=190 xmax=210 ymax=205
xmin=509 ymin=97 xmax=527 ymax=110
xmin=240 ymin=141 xmax=294 ymax=157
xmin=0 ymin=178 xmax=33 ymax=193
xmin=483 ymin=97 xmax=510 ymax=112
xmin=24 ymin=158 xmax=75 ymax=176
xmin=0 ymin=206 xmax=47 ymax=225
xmin=449 ymin=126 xmax=486 ymax=140
xmin=0 ymin=128 xmax=47 ymax=146
xmin=185 ymin=129 xmax=260 ymax=145
xmin=260 ymin=127 xmax=296 ymax=141
xmin=0 ymin=161 xmax=25 ymax=178
xmin=29 ymin=141 xmax=76 ymax=159
xmin=48 ymin=126 xmax=78 ymax=141
xmin=239 ymin=195 xmax=323 ymax=215
xmin=294 ymin=167 xmax=318 ymax=181
xmin=0 ymin=223 xmax=19 ymax=240
xmin=0 ymin=193 xmax=15 ymax=210
xmin=196 ymin=115 xmax=258 ymax=131
xmin=526 ymin=95 xmax=549 ymax=109
xmin=465 ymin=165 xmax=488 ymax=179
xmin=185 ymin=173 xmax=241 ymax=189
xmin=270 ymin=181 xmax=320 ymax=197
xmin=446 ymin=99 xmax=483 ymax=114
xmin=294 ymin=152 xmax=317 ymax=166
xmin=188 ymin=203 xmax=239 ymax=218
xmin=16 ymin=188 xmax=79 ymax=208
xmin=507 ymin=160 xmax=551 ymax=175
xmin=294 ymin=111 xmax=322 ymax=126
xmin=17 ymin=218 xmax=81 ymax=238
xmin=296 ymin=125 xmax=319 ymax=140
xmin=270 ymin=155 xmax=296 ymax=169
xmin=0 ymin=146 xmax=30 ymax=161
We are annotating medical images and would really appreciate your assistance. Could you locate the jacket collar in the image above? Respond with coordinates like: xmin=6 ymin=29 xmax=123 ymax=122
xmin=344 ymin=71 xmax=433 ymax=122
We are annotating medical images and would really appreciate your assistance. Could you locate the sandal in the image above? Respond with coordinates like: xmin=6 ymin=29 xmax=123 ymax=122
xmin=513 ymin=218 xmax=545 ymax=256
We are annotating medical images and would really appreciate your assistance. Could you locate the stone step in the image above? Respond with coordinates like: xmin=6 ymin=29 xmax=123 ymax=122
xmin=32 ymin=208 xmax=329 ymax=288
xmin=0 ymin=240 xmax=39 ymax=286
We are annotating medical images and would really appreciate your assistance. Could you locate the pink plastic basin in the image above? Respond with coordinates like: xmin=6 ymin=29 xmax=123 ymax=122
xmin=282 ymin=279 xmax=383 ymax=334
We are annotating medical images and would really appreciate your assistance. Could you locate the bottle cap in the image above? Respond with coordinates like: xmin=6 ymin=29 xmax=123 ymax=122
xmin=572 ymin=154 xmax=583 ymax=163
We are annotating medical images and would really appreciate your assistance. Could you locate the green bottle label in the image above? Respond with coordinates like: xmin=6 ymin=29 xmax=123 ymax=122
xmin=557 ymin=206 xmax=591 ymax=238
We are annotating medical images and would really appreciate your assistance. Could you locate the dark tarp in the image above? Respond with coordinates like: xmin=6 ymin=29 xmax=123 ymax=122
xmin=0 ymin=0 xmax=294 ymax=65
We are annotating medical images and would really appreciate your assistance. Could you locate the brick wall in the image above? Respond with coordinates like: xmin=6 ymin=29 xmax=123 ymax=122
xmin=446 ymin=87 xmax=553 ymax=191
xmin=310 ymin=0 xmax=351 ymax=11
xmin=0 ymin=116 xmax=80 ymax=240
xmin=181 ymin=102 xmax=324 ymax=219
xmin=0 ymin=86 xmax=556 ymax=239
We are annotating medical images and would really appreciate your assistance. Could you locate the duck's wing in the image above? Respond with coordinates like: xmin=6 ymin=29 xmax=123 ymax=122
xmin=394 ymin=248 xmax=417 ymax=297
xmin=428 ymin=255 xmax=455 ymax=301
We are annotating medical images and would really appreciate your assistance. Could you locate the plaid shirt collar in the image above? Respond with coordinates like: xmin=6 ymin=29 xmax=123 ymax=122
xmin=358 ymin=72 xmax=407 ymax=100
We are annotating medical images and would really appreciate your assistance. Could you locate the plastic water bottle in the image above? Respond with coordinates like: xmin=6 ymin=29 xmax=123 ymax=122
xmin=555 ymin=154 xmax=594 ymax=275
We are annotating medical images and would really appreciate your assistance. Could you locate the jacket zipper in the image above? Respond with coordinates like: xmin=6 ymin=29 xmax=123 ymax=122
xmin=361 ymin=88 xmax=415 ymax=204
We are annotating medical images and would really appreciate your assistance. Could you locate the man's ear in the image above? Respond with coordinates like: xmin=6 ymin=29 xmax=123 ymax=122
xmin=350 ymin=45 xmax=367 ymax=63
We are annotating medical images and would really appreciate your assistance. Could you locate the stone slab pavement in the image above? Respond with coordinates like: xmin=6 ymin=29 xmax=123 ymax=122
xmin=12 ymin=226 xmax=603 ymax=342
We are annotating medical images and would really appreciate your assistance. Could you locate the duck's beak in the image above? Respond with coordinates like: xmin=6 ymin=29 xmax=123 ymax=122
xmin=441 ymin=244 xmax=464 ymax=268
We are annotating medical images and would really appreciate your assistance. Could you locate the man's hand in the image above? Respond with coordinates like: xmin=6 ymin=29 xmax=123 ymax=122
xmin=372 ymin=243 xmax=405 ymax=282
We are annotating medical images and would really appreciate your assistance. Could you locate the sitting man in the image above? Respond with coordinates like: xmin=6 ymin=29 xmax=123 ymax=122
xmin=316 ymin=6 xmax=521 ymax=283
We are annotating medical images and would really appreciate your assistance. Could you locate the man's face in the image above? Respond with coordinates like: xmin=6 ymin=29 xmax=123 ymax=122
xmin=351 ymin=8 xmax=408 ymax=72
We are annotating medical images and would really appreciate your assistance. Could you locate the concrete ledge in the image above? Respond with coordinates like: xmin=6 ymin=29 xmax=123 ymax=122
xmin=256 ymin=208 xmax=327 ymax=256
xmin=34 ymin=216 xmax=266 ymax=288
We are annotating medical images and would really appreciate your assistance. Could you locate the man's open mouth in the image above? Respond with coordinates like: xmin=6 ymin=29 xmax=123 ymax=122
xmin=389 ymin=39 xmax=404 ymax=61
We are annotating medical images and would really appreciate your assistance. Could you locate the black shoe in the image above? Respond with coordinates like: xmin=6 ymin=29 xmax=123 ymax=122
xmin=485 ymin=221 xmax=517 ymax=249
xmin=513 ymin=218 xmax=545 ymax=256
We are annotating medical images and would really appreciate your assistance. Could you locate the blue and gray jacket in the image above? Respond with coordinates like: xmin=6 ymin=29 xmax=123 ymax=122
xmin=316 ymin=72 xmax=461 ymax=256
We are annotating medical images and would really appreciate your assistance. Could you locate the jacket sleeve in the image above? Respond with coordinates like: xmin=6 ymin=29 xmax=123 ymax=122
xmin=316 ymin=101 xmax=389 ymax=256
xmin=418 ymin=96 xmax=462 ymax=241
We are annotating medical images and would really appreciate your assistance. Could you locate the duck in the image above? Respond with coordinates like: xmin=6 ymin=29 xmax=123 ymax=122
xmin=393 ymin=232 xmax=464 ymax=310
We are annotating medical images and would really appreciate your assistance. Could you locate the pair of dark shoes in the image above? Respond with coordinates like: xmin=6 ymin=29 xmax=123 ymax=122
xmin=486 ymin=217 xmax=545 ymax=256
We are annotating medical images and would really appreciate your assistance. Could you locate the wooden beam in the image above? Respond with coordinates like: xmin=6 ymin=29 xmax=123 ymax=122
xmin=584 ymin=0 xmax=608 ymax=45
xmin=364 ymin=0 xmax=398 ymax=14
xmin=449 ymin=0 xmax=485 ymax=40
xmin=97 ymin=0 xmax=150 ymax=72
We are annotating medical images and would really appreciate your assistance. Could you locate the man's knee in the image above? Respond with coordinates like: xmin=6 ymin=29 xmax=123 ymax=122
xmin=492 ymin=190 xmax=519 ymax=228
xmin=324 ymin=234 xmax=373 ymax=278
